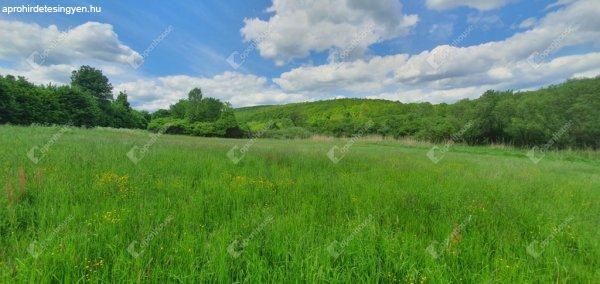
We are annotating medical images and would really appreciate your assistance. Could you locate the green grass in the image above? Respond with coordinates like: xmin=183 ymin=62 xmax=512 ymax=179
xmin=1 ymin=125 xmax=599 ymax=282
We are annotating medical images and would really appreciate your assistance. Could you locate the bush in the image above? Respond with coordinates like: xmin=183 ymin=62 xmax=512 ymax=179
xmin=262 ymin=127 xmax=313 ymax=139
xmin=147 ymin=116 xmax=247 ymax=138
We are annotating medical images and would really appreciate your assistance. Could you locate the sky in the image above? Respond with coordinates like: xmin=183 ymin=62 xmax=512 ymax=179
xmin=0 ymin=0 xmax=599 ymax=111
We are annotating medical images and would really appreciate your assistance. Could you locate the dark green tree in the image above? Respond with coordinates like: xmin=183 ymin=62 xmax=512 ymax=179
xmin=70 ymin=66 xmax=113 ymax=101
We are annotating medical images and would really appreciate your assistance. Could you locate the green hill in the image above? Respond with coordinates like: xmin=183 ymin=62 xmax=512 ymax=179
xmin=235 ymin=77 xmax=600 ymax=148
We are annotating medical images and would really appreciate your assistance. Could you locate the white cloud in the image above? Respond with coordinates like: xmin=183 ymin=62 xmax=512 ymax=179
xmin=240 ymin=0 xmax=418 ymax=64
xmin=115 ymin=72 xmax=308 ymax=111
xmin=0 ymin=64 xmax=75 ymax=85
xmin=1 ymin=1 xmax=599 ymax=112
xmin=0 ymin=19 xmax=309 ymax=110
xmin=426 ymin=0 xmax=515 ymax=11
xmin=0 ymin=20 xmax=140 ymax=67
xmin=275 ymin=54 xmax=407 ymax=93
xmin=273 ymin=0 xmax=600 ymax=102
xmin=546 ymin=0 xmax=578 ymax=10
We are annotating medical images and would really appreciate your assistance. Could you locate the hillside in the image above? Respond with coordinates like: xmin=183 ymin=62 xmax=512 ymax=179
xmin=235 ymin=77 xmax=600 ymax=148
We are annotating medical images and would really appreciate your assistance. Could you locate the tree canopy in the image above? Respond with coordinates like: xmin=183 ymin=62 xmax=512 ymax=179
xmin=1 ymin=65 xmax=598 ymax=147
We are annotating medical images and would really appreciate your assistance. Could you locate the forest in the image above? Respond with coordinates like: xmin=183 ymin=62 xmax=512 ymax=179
xmin=236 ymin=77 xmax=600 ymax=148
xmin=1 ymin=66 xmax=598 ymax=148
xmin=0 ymin=66 xmax=149 ymax=129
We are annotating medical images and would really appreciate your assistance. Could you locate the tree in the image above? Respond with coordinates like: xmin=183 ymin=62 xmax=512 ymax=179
xmin=152 ymin=109 xmax=171 ymax=119
xmin=112 ymin=91 xmax=134 ymax=128
xmin=170 ymin=99 xmax=189 ymax=119
xmin=56 ymin=86 xmax=101 ymax=127
xmin=185 ymin=88 xmax=224 ymax=123
xmin=71 ymin=66 xmax=114 ymax=126
xmin=186 ymin=88 xmax=204 ymax=122
xmin=198 ymin=97 xmax=224 ymax=122
xmin=0 ymin=76 xmax=17 ymax=123
xmin=188 ymin=87 xmax=203 ymax=101
xmin=70 ymin=66 xmax=113 ymax=101
xmin=114 ymin=92 xmax=131 ymax=110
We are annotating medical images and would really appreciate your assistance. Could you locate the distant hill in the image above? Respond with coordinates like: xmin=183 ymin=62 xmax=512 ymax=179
xmin=235 ymin=77 xmax=600 ymax=148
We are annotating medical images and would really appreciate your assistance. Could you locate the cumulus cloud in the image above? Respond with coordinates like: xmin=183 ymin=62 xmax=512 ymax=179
xmin=240 ymin=0 xmax=418 ymax=64
xmin=273 ymin=0 xmax=600 ymax=102
xmin=426 ymin=0 xmax=516 ymax=11
xmin=275 ymin=54 xmax=407 ymax=93
xmin=0 ymin=64 xmax=76 ymax=85
xmin=115 ymin=72 xmax=309 ymax=111
xmin=0 ymin=20 xmax=140 ymax=67
xmin=1 ymin=1 xmax=598 ymax=111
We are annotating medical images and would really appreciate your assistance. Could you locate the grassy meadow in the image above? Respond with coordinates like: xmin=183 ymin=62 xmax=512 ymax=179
xmin=0 ymin=125 xmax=599 ymax=282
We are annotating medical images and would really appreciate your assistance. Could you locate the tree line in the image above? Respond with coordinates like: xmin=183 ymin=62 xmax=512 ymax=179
xmin=0 ymin=66 xmax=149 ymax=128
xmin=1 ymin=65 xmax=598 ymax=148
xmin=0 ymin=65 xmax=244 ymax=137
xmin=236 ymin=77 xmax=600 ymax=149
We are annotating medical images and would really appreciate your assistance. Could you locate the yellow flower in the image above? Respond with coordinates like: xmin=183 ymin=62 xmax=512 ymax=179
xmin=101 ymin=210 xmax=122 ymax=224
xmin=98 ymin=172 xmax=133 ymax=197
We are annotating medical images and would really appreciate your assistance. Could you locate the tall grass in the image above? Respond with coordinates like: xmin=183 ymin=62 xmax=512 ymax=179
xmin=0 ymin=125 xmax=598 ymax=282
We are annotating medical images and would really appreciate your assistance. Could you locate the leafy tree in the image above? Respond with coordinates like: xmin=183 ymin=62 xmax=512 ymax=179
xmin=114 ymin=92 xmax=131 ymax=110
xmin=70 ymin=66 xmax=113 ymax=101
xmin=188 ymin=87 xmax=203 ymax=101
xmin=0 ymin=76 xmax=17 ymax=123
xmin=198 ymin=97 xmax=224 ymax=122
xmin=186 ymin=88 xmax=204 ymax=122
xmin=70 ymin=66 xmax=115 ymax=126
xmin=56 ymin=86 xmax=101 ymax=127
xmin=170 ymin=99 xmax=189 ymax=119
xmin=152 ymin=109 xmax=171 ymax=119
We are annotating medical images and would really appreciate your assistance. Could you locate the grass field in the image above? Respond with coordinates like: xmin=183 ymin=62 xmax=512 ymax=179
xmin=0 ymin=125 xmax=599 ymax=282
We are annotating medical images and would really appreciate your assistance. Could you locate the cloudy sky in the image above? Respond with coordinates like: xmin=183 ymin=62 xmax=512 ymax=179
xmin=0 ymin=0 xmax=599 ymax=110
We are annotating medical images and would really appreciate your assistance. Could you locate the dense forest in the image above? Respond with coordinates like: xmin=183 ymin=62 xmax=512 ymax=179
xmin=1 ymin=66 xmax=598 ymax=148
xmin=0 ymin=66 xmax=150 ymax=129
xmin=0 ymin=66 xmax=244 ymax=137
xmin=236 ymin=77 xmax=600 ymax=149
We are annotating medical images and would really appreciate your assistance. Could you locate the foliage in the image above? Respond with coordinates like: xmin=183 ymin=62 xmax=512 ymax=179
xmin=149 ymin=91 xmax=244 ymax=137
xmin=236 ymin=77 xmax=600 ymax=149
xmin=262 ymin=127 xmax=313 ymax=139
xmin=0 ymin=68 xmax=148 ymax=129
xmin=70 ymin=65 xmax=113 ymax=102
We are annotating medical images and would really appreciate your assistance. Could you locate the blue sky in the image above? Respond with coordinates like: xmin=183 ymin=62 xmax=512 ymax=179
xmin=1 ymin=0 xmax=599 ymax=110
